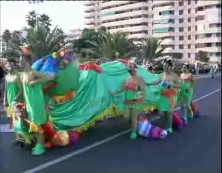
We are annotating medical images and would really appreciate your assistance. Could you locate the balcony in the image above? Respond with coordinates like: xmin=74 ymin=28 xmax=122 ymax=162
xmin=128 ymin=33 xmax=148 ymax=39
xmin=153 ymin=5 xmax=173 ymax=13
xmin=152 ymin=23 xmax=173 ymax=28
xmin=101 ymin=10 xmax=147 ymax=21
xmin=84 ymin=7 xmax=95 ymax=13
xmin=101 ymin=18 xmax=148 ymax=28
xmin=161 ymin=38 xmax=174 ymax=45
xmin=109 ymin=25 xmax=148 ymax=33
xmin=196 ymin=28 xmax=221 ymax=34
xmin=85 ymin=19 xmax=95 ymax=25
xmin=196 ymin=0 xmax=221 ymax=6
xmin=196 ymin=47 xmax=221 ymax=52
xmin=101 ymin=2 xmax=148 ymax=14
xmin=195 ymin=37 xmax=221 ymax=44
xmin=153 ymin=14 xmax=174 ymax=20
xmin=153 ymin=32 xmax=175 ymax=38
xmin=84 ymin=1 xmax=95 ymax=6
xmin=153 ymin=1 xmax=174 ymax=7
xmin=101 ymin=1 xmax=130 ymax=8
xmin=84 ymin=12 xmax=95 ymax=19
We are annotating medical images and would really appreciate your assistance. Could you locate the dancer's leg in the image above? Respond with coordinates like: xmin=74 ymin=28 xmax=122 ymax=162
xmin=165 ymin=111 xmax=173 ymax=133
xmin=32 ymin=132 xmax=45 ymax=155
xmin=130 ymin=108 xmax=138 ymax=139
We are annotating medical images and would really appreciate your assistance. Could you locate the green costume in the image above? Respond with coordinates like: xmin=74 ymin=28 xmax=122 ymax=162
xmin=157 ymin=85 xmax=177 ymax=112
xmin=5 ymin=74 xmax=29 ymax=137
xmin=180 ymin=81 xmax=193 ymax=103
xmin=22 ymin=81 xmax=47 ymax=126
xmin=6 ymin=78 xmax=19 ymax=105
xmin=157 ymin=80 xmax=178 ymax=133
xmin=179 ymin=79 xmax=194 ymax=120
xmin=125 ymin=87 xmax=143 ymax=110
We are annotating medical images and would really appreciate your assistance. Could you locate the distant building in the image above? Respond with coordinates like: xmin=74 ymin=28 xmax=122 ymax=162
xmin=65 ymin=29 xmax=82 ymax=48
xmin=84 ymin=0 xmax=221 ymax=63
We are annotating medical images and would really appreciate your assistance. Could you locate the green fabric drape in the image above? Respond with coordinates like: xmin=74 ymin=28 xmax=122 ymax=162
xmin=47 ymin=61 xmax=164 ymax=130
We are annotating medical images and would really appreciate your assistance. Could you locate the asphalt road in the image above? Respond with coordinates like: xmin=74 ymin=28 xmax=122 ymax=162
xmin=0 ymin=75 xmax=221 ymax=173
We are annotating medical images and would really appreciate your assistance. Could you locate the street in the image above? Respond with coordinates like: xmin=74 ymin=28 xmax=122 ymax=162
xmin=0 ymin=75 xmax=221 ymax=173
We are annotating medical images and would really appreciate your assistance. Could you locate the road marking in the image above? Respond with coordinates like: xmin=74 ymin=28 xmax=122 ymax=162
xmin=23 ymin=88 xmax=221 ymax=173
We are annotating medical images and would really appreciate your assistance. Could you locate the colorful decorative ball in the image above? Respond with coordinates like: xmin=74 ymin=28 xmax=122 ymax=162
xmin=53 ymin=131 xmax=69 ymax=146
xmin=59 ymin=50 xmax=65 ymax=57
xmin=52 ymin=52 xmax=57 ymax=58
xmin=68 ymin=130 xmax=80 ymax=145
xmin=161 ymin=81 xmax=169 ymax=88
xmin=160 ymin=130 xmax=168 ymax=139
xmin=172 ymin=112 xmax=184 ymax=129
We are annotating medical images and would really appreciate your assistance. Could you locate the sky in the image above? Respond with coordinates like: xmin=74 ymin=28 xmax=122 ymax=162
xmin=0 ymin=1 xmax=85 ymax=34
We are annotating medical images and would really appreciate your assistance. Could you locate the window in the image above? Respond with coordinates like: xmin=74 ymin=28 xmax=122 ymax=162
xmin=179 ymin=19 xmax=184 ymax=23
xmin=188 ymin=0 xmax=191 ymax=5
xmin=179 ymin=1 xmax=183 ymax=6
xmin=179 ymin=36 xmax=184 ymax=40
xmin=188 ymin=44 xmax=191 ymax=49
xmin=188 ymin=17 xmax=191 ymax=22
xmin=209 ymin=23 xmax=221 ymax=28
xmin=206 ymin=43 xmax=212 ymax=47
xmin=179 ymin=10 xmax=183 ymax=15
xmin=197 ymin=6 xmax=204 ymax=11
xmin=179 ymin=45 xmax=184 ymax=49
xmin=196 ymin=15 xmax=204 ymax=21
xmin=188 ymin=9 xmax=191 ymax=14
xmin=188 ymin=26 xmax=191 ymax=31
xmin=196 ymin=43 xmax=204 ymax=48
xmin=188 ymin=53 xmax=191 ymax=58
xmin=188 ymin=35 xmax=191 ymax=40
xmin=179 ymin=27 xmax=184 ymax=32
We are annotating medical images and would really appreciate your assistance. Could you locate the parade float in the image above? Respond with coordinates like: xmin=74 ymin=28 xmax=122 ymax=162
xmin=6 ymin=48 xmax=199 ymax=148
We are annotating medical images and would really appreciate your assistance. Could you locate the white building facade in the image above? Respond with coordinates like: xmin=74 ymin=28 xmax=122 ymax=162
xmin=84 ymin=0 xmax=221 ymax=63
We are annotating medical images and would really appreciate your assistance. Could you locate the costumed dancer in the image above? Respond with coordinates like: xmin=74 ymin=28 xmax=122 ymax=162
xmin=111 ymin=61 xmax=145 ymax=139
xmin=3 ymin=58 xmax=25 ymax=144
xmin=146 ymin=59 xmax=181 ymax=133
xmin=20 ymin=56 xmax=51 ymax=155
xmin=179 ymin=63 xmax=194 ymax=123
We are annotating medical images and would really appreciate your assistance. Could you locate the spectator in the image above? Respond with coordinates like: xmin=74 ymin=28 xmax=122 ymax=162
xmin=0 ymin=66 xmax=6 ymax=97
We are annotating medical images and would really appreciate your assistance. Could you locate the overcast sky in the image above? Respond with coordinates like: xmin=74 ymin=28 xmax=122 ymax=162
xmin=0 ymin=1 xmax=85 ymax=34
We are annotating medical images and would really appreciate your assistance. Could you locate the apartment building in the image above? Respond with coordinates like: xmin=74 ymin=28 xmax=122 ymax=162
xmin=84 ymin=0 xmax=221 ymax=62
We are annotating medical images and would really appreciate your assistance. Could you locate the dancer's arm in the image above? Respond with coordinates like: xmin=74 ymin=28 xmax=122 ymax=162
xmin=170 ymin=74 xmax=181 ymax=88
xmin=28 ymin=71 xmax=51 ymax=86
xmin=138 ymin=77 xmax=145 ymax=96
xmin=145 ymin=77 xmax=162 ymax=87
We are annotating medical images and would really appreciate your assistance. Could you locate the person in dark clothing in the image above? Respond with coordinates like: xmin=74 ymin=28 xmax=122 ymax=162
xmin=0 ymin=66 xmax=6 ymax=97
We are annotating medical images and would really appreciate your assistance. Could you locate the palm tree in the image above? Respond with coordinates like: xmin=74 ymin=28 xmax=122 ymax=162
xmin=139 ymin=37 xmax=166 ymax=62
xmin=84 ymin=31 xmax=139 ymax=60
xmin=38 ymin=14 xmax=51 ymax=31
xmin=2 ymin=30 xmax=12 ymax=49
xmin=26 ymin=24 xmax=66 ymax=59
xmin=26 ymin=10 xmax=38 ymax=28
xmin=72 ymin=28 xmax=101 ymax=59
